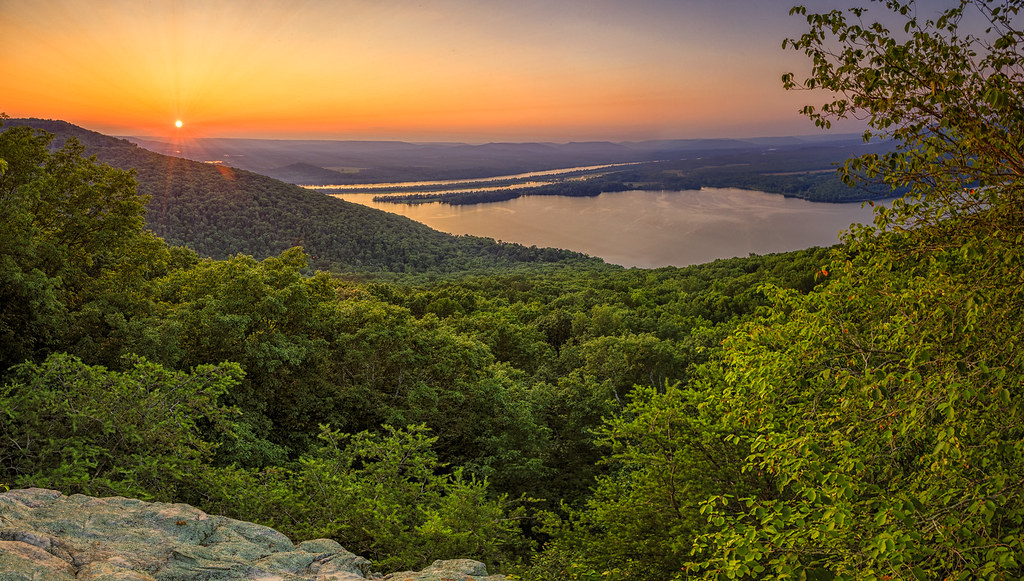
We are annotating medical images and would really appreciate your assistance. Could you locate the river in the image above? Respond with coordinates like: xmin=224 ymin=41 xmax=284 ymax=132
xmin=331 ymin=188 xmax=880 ymax=268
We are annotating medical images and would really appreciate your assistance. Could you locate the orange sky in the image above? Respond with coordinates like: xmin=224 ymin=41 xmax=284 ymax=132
xmin=2 ymin=0 xmax=868 ymax=142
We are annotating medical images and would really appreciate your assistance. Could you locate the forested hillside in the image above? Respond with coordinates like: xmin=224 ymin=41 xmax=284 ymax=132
xmin=0 ymin=113 xmax=830 ymax=571
xmin=8 ymin=118 xmax=596 ymax=274
xmin=2 ymin=1 xmax=1022 ymax=579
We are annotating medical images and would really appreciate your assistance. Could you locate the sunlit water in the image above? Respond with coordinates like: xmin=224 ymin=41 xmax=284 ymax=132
xmin=331 ymin=188 xmax=880 ymax=268
xmin=302 ymin=161 xmax=649 ymax=190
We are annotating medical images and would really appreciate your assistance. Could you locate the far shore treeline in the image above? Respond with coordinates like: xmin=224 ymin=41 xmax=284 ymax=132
xmin=2 ymin=1 xmax=1023 ymax=579
xmin=134 ymin=129 xmax=898 ymax=205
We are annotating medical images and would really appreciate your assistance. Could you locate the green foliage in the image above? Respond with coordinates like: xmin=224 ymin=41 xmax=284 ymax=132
xmin=690 ymin=221 xmax=1024 ymax=578
xmin=365 ymin=251 xmax=827 ymax=504
xmin=678 ymin=2 xmax=1024 ymax=579
xmin=520 ymin=373 xmax=618 ymax=505
xmin=7 ymin=118 xmax=599 ymax=275
xmin=575 ymin=333 xmax=682 ymax=399
xmin=514 ymin=383 xmax=757 ymax=581
xmin=0 ymin=120 xmax=150 ymax=372
xmin=138 ymin=248 xmax=336 ymax=454
xmin=517 ymin=3 xmax=1024 ymax=579
xmin=200 ymin=424 xmax=532 ymax=572
xmin=0 ymin=353 xmax=240 ymax=499
xmin=785 ymin=0 xmax=1024 ymax=220
xmin=0 ymin=111 xmax=846 ymax=574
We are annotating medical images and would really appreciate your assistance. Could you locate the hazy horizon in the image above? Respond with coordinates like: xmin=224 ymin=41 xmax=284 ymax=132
xmin=0 ymin=0 xmax=877 ymax=143
xmin=3 ymin=1 xmax=957 ymax=143
xmin=116 ymin=129 xmax=863 ymax=145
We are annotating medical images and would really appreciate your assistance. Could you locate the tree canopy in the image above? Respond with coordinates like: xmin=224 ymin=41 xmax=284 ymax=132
xmin=510 ymin=2 xmax=1024 ymax=580
xmin=0 ymin=115 xmax=831 ymax=574
xmin=689 ymin=1 xmax=1024 ymax=578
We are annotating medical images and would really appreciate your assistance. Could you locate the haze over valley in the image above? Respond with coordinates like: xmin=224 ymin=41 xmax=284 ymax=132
xmin=125 ymin=132 xmax=894 ymax=202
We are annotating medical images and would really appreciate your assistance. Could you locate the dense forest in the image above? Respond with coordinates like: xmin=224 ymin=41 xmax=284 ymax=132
xmin=0 ymin=113 xmax=831 ymax=569
xmin=2 ymin=1 xmax=1023 ymax=580
xmin=9 ymin=118 xmax=597 ymax=275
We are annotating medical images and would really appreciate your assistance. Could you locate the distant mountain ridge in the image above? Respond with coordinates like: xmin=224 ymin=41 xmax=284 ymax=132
xmin=8 ymin=118 xmax=598 ymax=274
xmin=123 ymin=132 xmax=870 ymax=186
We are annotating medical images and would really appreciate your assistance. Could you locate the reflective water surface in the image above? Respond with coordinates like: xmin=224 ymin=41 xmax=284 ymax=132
xmin=331 ymin=188 xmax=880 ymax=268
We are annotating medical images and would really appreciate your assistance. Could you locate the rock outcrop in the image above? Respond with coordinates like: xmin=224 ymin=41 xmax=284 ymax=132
xmin=0 ymin=488 xmax=504 ymax=581
xmin=382 ymin=559 xmax=505 ymax=581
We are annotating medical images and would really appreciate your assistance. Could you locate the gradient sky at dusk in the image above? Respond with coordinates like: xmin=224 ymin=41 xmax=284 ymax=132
xmin=1 ymin=0 xmax=953 ymax=141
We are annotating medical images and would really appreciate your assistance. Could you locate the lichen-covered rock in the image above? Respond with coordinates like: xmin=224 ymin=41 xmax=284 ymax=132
xmin=382 ymin=559 xmax=505 ymax=581
xmin=0 ymin=488 xmax=501 ymax=581
xmin=0 ymin=539 xmax=77 ymax=580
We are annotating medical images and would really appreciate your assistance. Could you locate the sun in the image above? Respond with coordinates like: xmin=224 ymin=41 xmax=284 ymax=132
xmin=175 ymin=120 xmax=183 ymax=128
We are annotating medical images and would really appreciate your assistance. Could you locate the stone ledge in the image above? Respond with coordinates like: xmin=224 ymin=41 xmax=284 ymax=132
xmin=0 ymin=488 xmax=504 ymax=581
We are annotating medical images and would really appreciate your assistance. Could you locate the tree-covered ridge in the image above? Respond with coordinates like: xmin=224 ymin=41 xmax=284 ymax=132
xmin=0 ymin=113 xmax=833 ymax=572
xmin=8 ymin=118 xmax=598 ymax=274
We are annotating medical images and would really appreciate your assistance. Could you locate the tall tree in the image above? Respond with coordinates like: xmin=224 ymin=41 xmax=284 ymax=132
xmin=0 ymin=119 xmax=149 ymax=373
xmin=782 ymin=0 xmax=1023 ymax=229
xmin=690 ymin=2 xmax=1024 ymax=579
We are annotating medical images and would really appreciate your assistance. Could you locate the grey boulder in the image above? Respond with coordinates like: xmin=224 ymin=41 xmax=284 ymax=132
xmin=0 ymin=488 xmax=502 ymax=581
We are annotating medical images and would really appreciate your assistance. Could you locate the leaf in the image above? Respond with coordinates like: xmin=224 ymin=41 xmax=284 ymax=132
xmin=994 ymin=34 xmax=1016 ymax=49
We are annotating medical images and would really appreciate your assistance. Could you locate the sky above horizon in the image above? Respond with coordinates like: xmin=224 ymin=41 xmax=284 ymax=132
xmin=1 ymin=0 xmax=955 ymax=142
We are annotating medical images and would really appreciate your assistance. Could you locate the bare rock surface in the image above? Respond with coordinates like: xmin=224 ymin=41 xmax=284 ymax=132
xmin=0 ymin=488 xmax=503 ymax=581
xmin=382 ymin=559 xmax=507 ymax=581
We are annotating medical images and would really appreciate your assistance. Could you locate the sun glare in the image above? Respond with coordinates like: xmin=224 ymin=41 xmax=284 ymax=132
xmin=175 ymin=120 xmax=183 ymax=128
